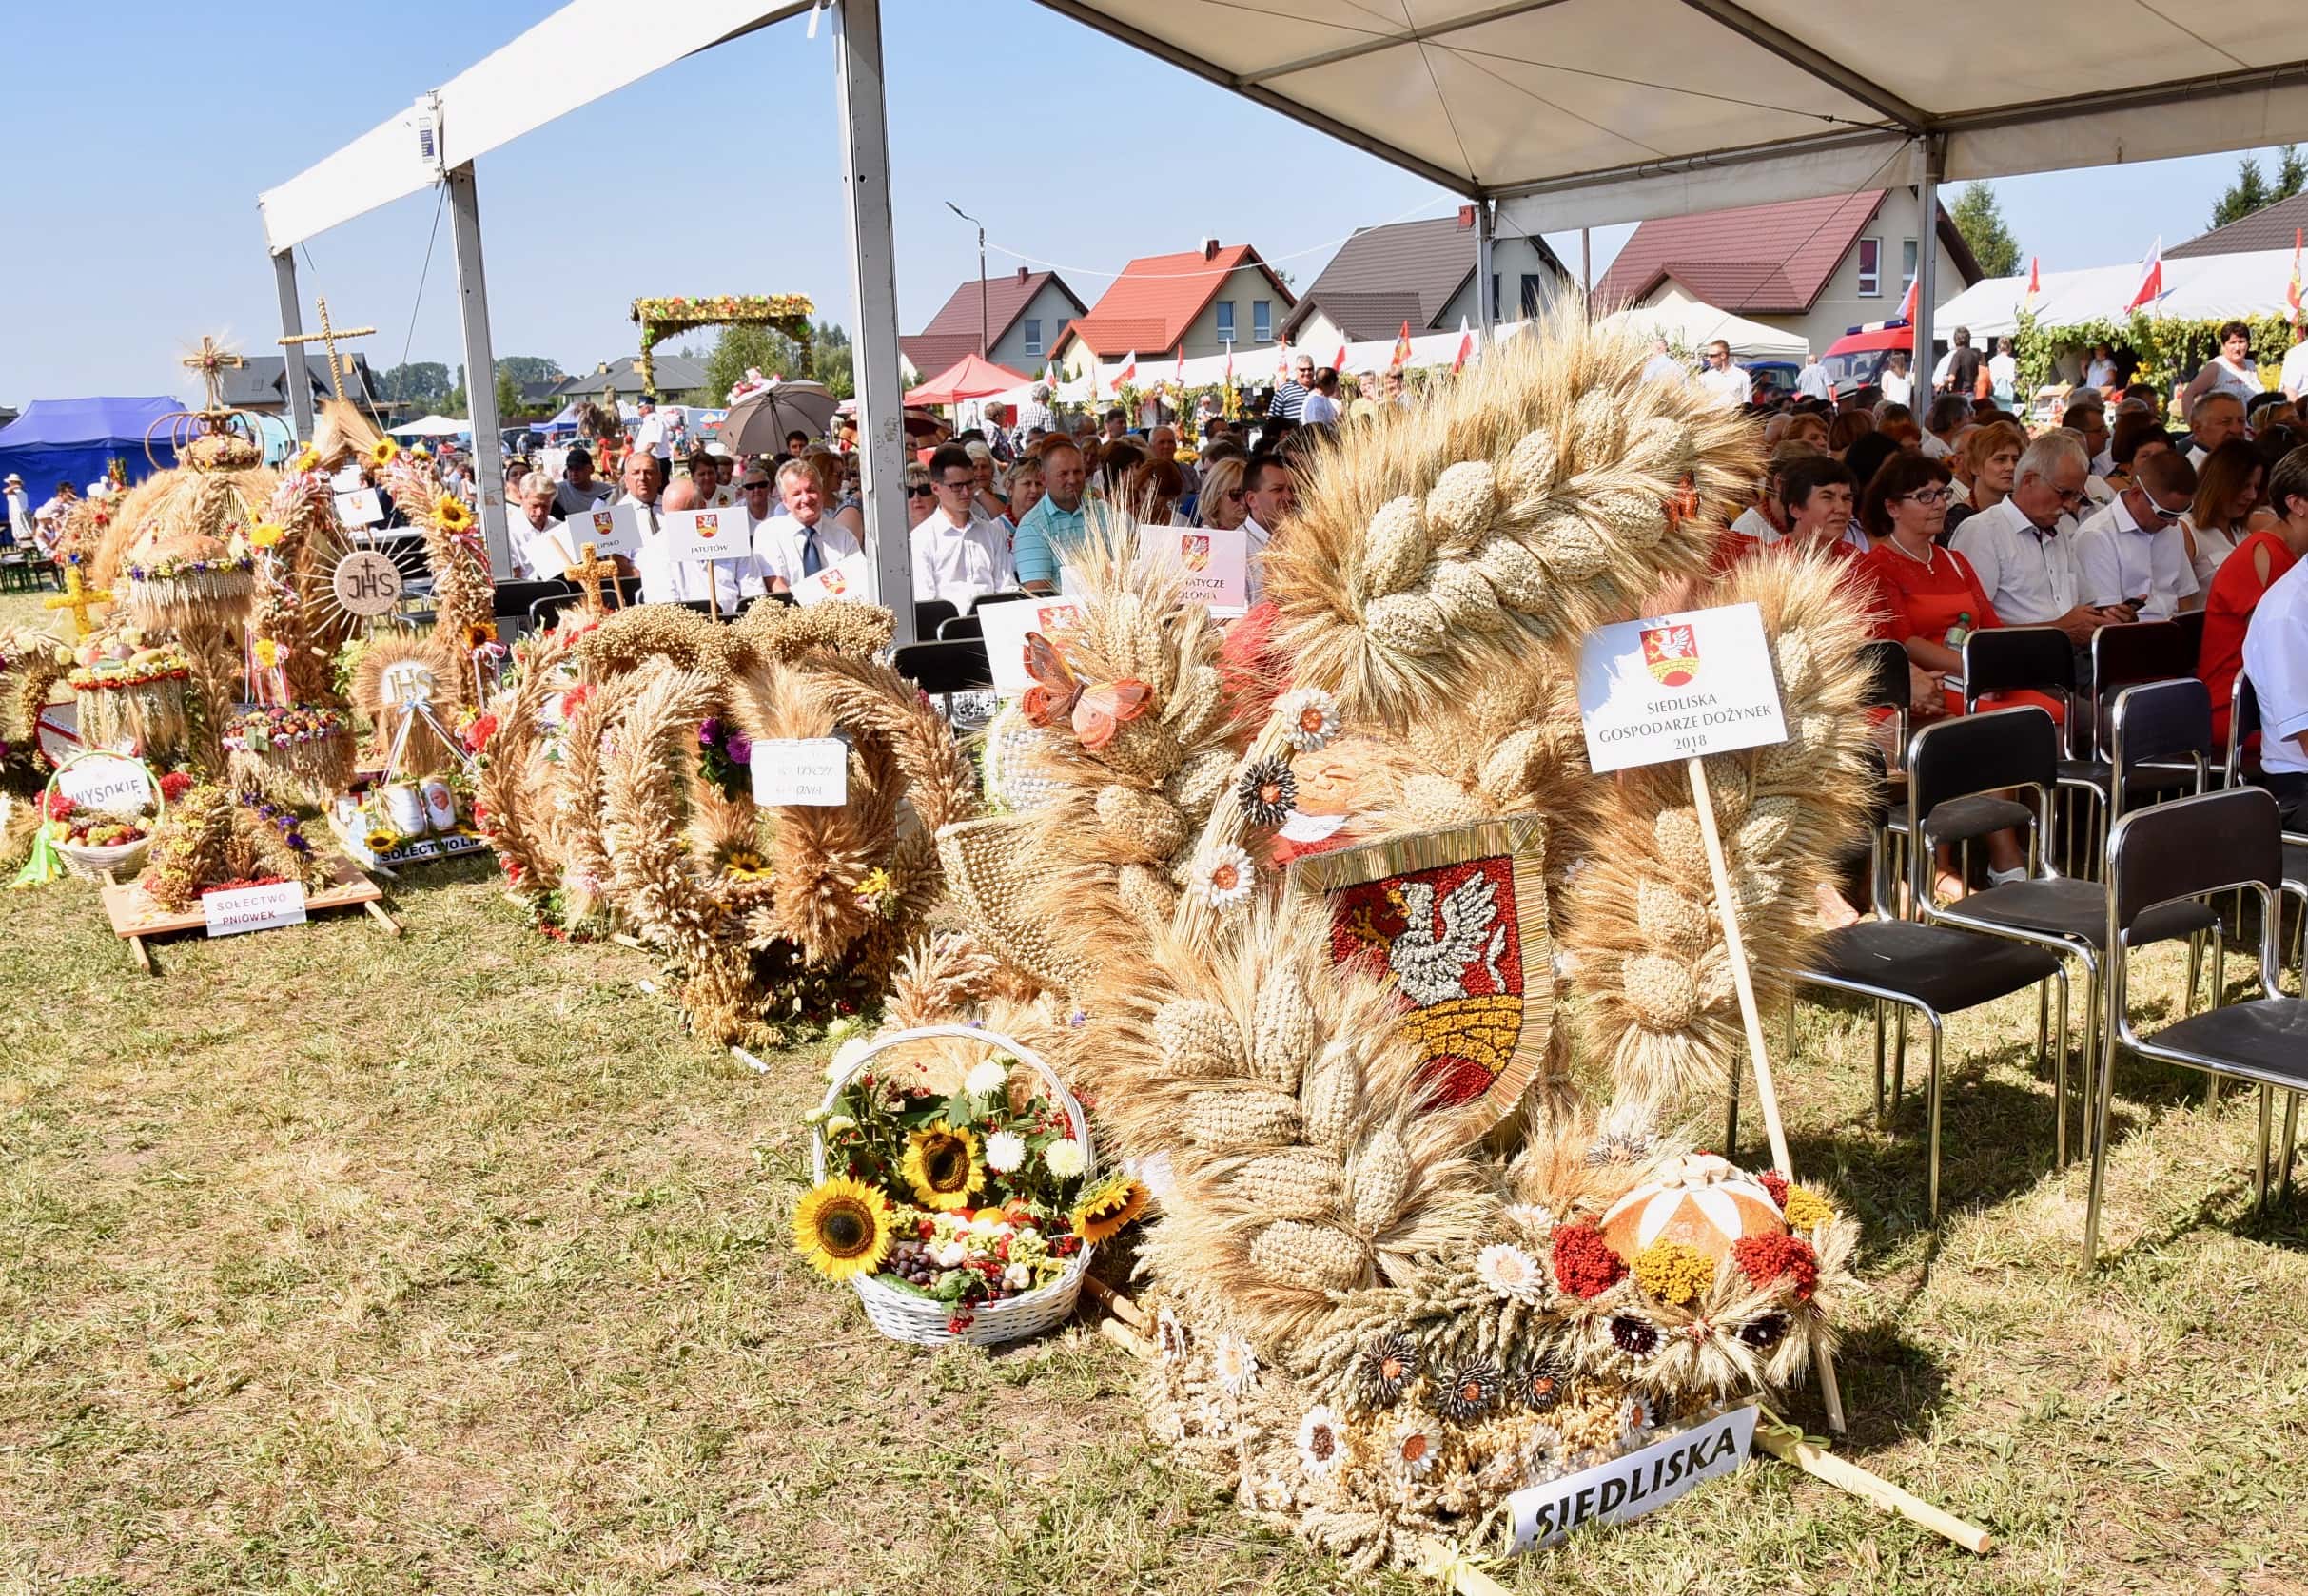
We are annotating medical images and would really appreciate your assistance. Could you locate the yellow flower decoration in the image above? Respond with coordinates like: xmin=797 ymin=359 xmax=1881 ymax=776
xmin=1781 ymin=1186 xmax=1836 ymax=1230
xmin=792 ymin=1177 xmax=892 ymax=1282
xmin=722 ymin=849 xmax=773 ymax=882
xmin=364 ymin=829 xmax=401 ymax=853
xmin=1633 ymin=1239 xmax=1715 ymax=1308
xmin=434 ymin=496 xmax=476 ymax=533
xmin=248 ymin=521 xmax=285 ymax=549
xmin=411 ymin=444 xmax=431 ymax=461
xmin=901 ymin=1125 xmax=985 ymax=1212
xmin=292 ymin=446 xmax=321 ymax=474
xmin=253 ymin=639 xmax=281 ymax=669
xmin=369 ymin=438 xmax=400 ymax=468
xmin=1070 ymin=1172 xmax=1149 ymax=1244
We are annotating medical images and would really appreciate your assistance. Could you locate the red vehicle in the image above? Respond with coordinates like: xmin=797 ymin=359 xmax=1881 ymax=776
xmin=1820 ymin=323 xmax=1919 ymax=397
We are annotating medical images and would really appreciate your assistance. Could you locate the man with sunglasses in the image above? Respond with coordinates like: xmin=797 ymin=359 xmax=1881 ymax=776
xmin=1694 ymin=341 xmax=1751 ymax=410
xmin=1950 ymin=430 xmax=2134 ymax=653
xmin=910 ymin=443 xmax=1015 ymax=608
xmin=1268 ymin=354 xmax=1317 ymax=421
xmin=2072 ymin=447 xmax=2200 ymax=621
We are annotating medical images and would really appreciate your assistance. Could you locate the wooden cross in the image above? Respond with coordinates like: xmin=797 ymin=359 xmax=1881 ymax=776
xmin=182 ymin=336 xmax=246 ymax=412
xmin=277 ymin=296 xmax=377 ymax=401
xmin=567 ymin=542 xmax=623 ymax=615
xmin=44 ymin=565 xmax=113 ymax=639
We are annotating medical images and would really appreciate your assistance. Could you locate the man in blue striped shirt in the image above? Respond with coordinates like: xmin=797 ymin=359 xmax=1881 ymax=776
xmin=1011 ymin=438 xmax=1088 ymax=594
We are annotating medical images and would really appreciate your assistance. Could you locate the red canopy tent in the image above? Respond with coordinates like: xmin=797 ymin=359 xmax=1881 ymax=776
xmin=903 ymin=352 xmax=1030 ymax=409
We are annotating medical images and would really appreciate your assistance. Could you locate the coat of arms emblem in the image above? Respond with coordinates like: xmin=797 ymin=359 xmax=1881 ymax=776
xmin=1179 ymin=534 xmax=1211 ymax=573
xmin=1289 ymin=815 xmax=1551 ymax=1125
xmin=1640 ymin=621 xmax=1700 ymax=686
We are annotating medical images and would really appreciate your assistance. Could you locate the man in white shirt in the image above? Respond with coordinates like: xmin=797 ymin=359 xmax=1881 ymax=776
xmin=752 ymin=457 xmax=863 ymax=594
xmin=1878 ymin=349 xmax=1914 ymax=407
xmin=1949 ymin=431 xmax=2133 ymax=649
xmin=910 ymin=444 xmax=1015 ymax=608
xmin=1241 ymin=453 xmax=1297 ymax=607
xmin=634 ymin=477 xmax=753 ymax=609
xmin=1694 ymin=341 xmax=1751 ymax=409
xmin=510 ymin=473 xmax=565 ymax=580
xmin=2184 ymin=391 xmax=2245 ymax=469
xmin=1794 ymin=349 xmax=1832 ymax=402
xmin=3 ymin=473 xmax=29 ymax=548
xmin=2072 ymin=448 xmax=2200 ymax=621
xmin=2062 ymin=401 xmax=2117 ymax=506
xmin=1638 ymin=338 xmax=1686 ymax=387
xmin=2242 ymin=548 xmax=2308 ymax=827
xmin=630 ymin=399 xmax=672 ymax=464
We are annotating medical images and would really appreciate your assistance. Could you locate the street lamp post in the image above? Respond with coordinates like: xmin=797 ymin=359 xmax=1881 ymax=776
xmin=946 ymin=200 xmax=988 ymax=359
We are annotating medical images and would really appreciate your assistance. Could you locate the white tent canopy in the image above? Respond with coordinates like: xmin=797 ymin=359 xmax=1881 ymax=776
xmin=1935 ymin=246 xmax=2304 ymax=341
xmin=389 ymin=414 xmax=473 ymax=438
xmin=1597 ymin=286 xmax=1806 ymax=361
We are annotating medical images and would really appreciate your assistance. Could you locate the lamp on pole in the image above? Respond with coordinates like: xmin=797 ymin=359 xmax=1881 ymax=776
xmin=946 ymin=200 xmax=988 ymax=359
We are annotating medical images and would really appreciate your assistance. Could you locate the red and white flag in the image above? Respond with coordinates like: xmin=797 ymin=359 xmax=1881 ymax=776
xmin=1275 ymin=338 xmax=1292 ymax=382
xmin=1391 ymin=320 xmax=1415 ymax=373
xmin=1173 ymin=346 xmax=1185 ymax=385
xmin=2023 ymin=256 xmax=2042 ymax=313
xmin=1451 ymin=317 xmax=1474 ymax=376
xmin=2125 ymin=236 xmax=2163 ymax=315
xmin=2288 ymin=228 xmax=2303 ymax=329
xmin=1894 ymin=272 xmax=1918 ymax=323
xmin=1223 ymin=344 xmax=1234 ymax=385
xmin=1115 ymin=350 xmax=1139 ymax=387
xmin=1331 ymin=342 xmax=1347 ymax=372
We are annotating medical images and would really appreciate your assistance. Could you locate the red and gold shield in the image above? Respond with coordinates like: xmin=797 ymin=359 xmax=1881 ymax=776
xmin=1289 ymin=815 xmax=1552 ymax=1127
xmin=1179 ymin=534 xmax=1212 ymax=573
xmin=1640 ymin=622 xmax=1700 ymax=687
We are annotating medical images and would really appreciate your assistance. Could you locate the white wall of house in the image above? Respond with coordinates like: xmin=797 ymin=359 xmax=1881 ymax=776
xmin=1435 ymin=235 xmax=1571 ymax=329
xmin=1181 ymin=264 xmax=1293 ymax=360
xmin=988 ymin=281 xmax=1082 ymax=373
xmin=1760 ymin=189 xmax=1970 ymax=357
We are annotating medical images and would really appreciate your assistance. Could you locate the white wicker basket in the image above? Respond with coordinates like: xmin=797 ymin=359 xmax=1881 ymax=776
xmin=45 ymin=750 xmax=165 ymax=881
xmin=812 ymin=1023 xmax=1092 ymax=1349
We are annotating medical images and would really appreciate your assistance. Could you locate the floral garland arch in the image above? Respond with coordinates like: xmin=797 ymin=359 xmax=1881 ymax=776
xmin=630 ymin=294 xmax=815 ymax=398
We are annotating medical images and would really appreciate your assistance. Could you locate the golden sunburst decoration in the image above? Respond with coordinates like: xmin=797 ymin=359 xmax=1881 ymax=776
xmin=901 ymin=1125 xmax=986 ymax=1212
xmin=792 ymin=1177 xmax=892 ymax=1281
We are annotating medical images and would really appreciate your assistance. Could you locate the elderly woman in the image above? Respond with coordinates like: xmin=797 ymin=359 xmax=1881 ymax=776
xmin=965 ymin=438 xmax=1008 ymax=524
xmin=511 ymin=470 xmax=564 ymax=578
xmin=1124 ymin=457 xmax=1188 ymax=526
xmin=1004 ymin=455 xmax=1046 ymax=527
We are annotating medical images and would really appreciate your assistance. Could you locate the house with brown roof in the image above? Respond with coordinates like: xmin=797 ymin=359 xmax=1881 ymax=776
xmin=1284 ymin=209 xmax=1571 ymax=357
xmin=903 ymin=267 xmax=1085 ymax=381
xmin=1050 ymin=242 xmax=1295 ymax=379
xmin=2169 ymin=191 xmax=2308 ymax=258
xmin=1596 ymin=189 xmax=1981 ymax=359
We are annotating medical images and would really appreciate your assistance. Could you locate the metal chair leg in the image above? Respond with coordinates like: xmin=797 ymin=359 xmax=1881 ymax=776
xmin=2257 ymin=1086 xmax=2274 ymax=1212
xmin=1872 ymin=998 xmax=1887 ymax=1128
xmin=2083 ymin=959 xmax=2119 ymax=1269
xmin=2281 ymin=1093 xmax=2300 ymax=1196
xmin=1927 ymin=1013 xmax=1946 ymax=1226
xmin=1891 ymin=1007 xmax=1908 ymax=1119
xmin=2185 ymin=930 xmax=2203 ymax=1018
xmin=2051 ymin=965 xmax=2072 ymax=1167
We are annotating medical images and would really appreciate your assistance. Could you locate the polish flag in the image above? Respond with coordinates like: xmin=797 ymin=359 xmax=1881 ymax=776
xmin=2125 ymin=237 xmax=2163 ymax=315
xmin=1894 ymin=273 xmax=1917 ymax=323
xmin=1451 ymin=317 xmax=1474 ymax=376
xmin=1275 ymin=338 xmax=1292 ymax=382
xmin=1391 ymin=320 xmax=1415 ymax=373
xmin=2023 ymin=256 xmax=2042 ymax=313
xmin=2288 ymin=229 xmax=2303 ymax=329
xmin=1173 ymin=346 xmax=1185 ymax=384
xmin=1223 ymin=344 xmax=1234 ymax=385
xmin=1331 ymin=342 xmax=1347 ymax=372
xmin=1115 ymin=350 xmax=1138 ymax=387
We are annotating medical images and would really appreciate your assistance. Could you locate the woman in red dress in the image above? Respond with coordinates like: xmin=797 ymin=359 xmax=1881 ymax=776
xmin=2200 ymin=444 xmax=2308 ymax=748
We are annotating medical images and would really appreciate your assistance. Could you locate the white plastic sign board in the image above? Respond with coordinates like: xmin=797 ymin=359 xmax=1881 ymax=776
xmin=1509 ymin=1402 xmax=1756 ymax=1550
xmin=561 ymin=502 xmax=641 ymax=559
xmin=663 ymin=506 xmax=751 ymax=564
xmin=334 ymin=488 xmax=384 ymax=527
xmin=750 ymin=737 xmax=850 ymax=806
xmin=203 ymin=881 xmax=309 ymax=938
xmin=977 ymin=596 xmax=1086 ymax=694
xmin=1576 ymin=601 xmax=1788 ymax=773
xmin=330 ymin=465 xmax=365 ymax=493
xmin=1139 ymin=526 xmax=1248 ymax=612
xmin=57 ymin=755 xmax=153 ymax=812
xmin=521 ymin=528 xmax=573 ymax=579
xmin=792 ymin=550 xmax=869 ymax=606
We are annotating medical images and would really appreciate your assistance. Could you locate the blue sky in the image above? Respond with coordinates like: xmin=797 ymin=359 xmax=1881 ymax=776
xmin=5 ymin=0 xmax=2298 ymax=404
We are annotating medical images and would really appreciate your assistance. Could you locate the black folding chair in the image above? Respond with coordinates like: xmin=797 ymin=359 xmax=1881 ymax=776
xmin=914 ymin=599 xmax=960 ymax=639
xmin=2221 ymin=674 xmax=2308 ymax=983
xmin=1909 ymin=707 xmax=2219 ymax=1165
xmin=530 ymin=576 xmax=643 ymax=629
xmin=2086 ymin=788 xmax=2308 ymax=1266
xmin=968 ymin=590 xmax=1028 ymax=613
xmin=893 ymin=638 xmax=993 ymax=723
xmin=937 ymin=613 xmax=985 ymax=641
xmin=2085 ymin=617 xmax=2191 ymax=758
xmin=494 ymin=578 xmax=577 ymax=619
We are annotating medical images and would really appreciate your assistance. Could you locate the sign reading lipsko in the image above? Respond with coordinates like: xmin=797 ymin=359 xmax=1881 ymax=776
xmin=1508 ymin=1401 xmax=1757 ymax=1550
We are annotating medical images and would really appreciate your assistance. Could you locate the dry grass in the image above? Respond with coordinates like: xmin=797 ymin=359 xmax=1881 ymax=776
xmin=1 ymin=594 xmax=2303 ymax=1593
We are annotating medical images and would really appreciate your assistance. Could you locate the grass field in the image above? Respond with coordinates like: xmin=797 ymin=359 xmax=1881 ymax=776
xmin=1 ymin=594 xmax=2303 ymax=1595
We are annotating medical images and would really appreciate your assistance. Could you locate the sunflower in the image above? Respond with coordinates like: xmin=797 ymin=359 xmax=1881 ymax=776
xmin=292 ymin=446 xmax=322 ymax=474
xmin=792 ymin=1177 xmax=892 ymax=1281
xmin=248 ymin=521 xmax=285 ymax=550
xmin=902 ymin=1125 xmax=986 ymax=1211
xmin=369 ymin=438 xmax=400 ymax=468
xmin=721 ymin=848 xmax=773 ymax=882
xmin=434 ymin=495 xmax=476 ymax=533
xmin=364 ymin=829 xmax=401 ymax=853
xmin=1069 ymin=1172 xmax=1149 ymax=1243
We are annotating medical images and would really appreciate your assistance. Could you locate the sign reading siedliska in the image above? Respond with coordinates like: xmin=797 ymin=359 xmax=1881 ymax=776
xmin=1509 ymin=1401 xmax=1757 ymax=1550
xmin=1575 ymin=602 xmax=1788 ymax=774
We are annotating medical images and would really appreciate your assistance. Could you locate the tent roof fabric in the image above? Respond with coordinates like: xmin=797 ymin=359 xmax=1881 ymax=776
xmin=1596 ymin=190 xmax=1979 ymax=313
xmin=902 ymin=270 xmax=1084 ymax=376
xmin=1058 ymin=244 xmax=1295 ymax=358
xmin=1596 ymin=297 xmax=1807 ymax=361
xmin=0 ymin=397 xmax=184 ymax=447
xmin=2170 ymin=191 xmax=2308 ymax=258
xmin=904 ymin=353 xmax=1033 ymax=408
xmin=1283 ymin=214 xmax=1564 ymax=339
xmin=1934 ymin=243 xmax=2303 ymax=340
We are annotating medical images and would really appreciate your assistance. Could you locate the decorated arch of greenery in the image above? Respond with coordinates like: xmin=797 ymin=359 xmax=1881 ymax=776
xmin=630 ymin=294 xmax=815 ymax=399
xmin=2013 ymin=308 xmax=2295 ymax=400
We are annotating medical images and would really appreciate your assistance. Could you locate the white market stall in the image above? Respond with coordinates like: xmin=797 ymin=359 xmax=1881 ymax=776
xmin=1597 ymin=287 xmax=1807 ymax=361
xmin=1936 ymin=245 xmax=2306 ymax=340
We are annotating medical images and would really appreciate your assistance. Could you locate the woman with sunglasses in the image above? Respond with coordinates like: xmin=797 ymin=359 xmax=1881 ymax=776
xmin=903 ymin=461 xmax=935 ymax=529
xmin=1193 ymin=452 xmax=1250 ymax=532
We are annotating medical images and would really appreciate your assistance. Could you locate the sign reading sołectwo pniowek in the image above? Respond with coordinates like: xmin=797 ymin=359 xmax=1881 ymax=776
xmin=1575 ymin=601 xmax=1788 ymax=773
xmin=1508 ymin=1401 xmax=1757 ymax=1550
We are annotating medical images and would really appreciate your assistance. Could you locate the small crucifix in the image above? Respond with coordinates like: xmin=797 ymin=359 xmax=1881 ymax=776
xmin=567 ymin=542 xmax=623 ymax=616
xmin=182 ymin=336 xmax=246 ymax=413
xmin=44 ymin=565 xmax=114 ymax=639
xmin=277 ymin=296 xmax=378 ymax=402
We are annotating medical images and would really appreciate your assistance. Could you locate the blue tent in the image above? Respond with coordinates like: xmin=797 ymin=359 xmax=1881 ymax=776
xmin=0 ymin=397 xmax=183 ymax=497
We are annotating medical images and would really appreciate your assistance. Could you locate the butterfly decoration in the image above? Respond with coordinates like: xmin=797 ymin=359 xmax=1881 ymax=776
xmin=1021 ymin=631 xmax=1152 ymax=750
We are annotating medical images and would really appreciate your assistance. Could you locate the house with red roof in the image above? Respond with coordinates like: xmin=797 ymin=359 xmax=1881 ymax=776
xmin=902 ymin=267 xmax=1086 ymax=382
xmin=1050 ymin=241 xmax=1296 ymax=380
xmin=1284 ymin=209 xmax=1571 ymax=358
xmin=1597 ymin=189 xmax=1982 ymax=360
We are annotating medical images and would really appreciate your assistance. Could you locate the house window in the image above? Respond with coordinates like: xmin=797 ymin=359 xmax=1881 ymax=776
xmin=1519 ymin=273 xmax=1546 ymax=316
xmin=1216 ymin=301 xmax=1235 ymax=343
xmin=1023 ymin=318 xmax=1042 ymax=356
xmin=1856 ymin=237 xmax=1882 ymax=297
xmin=1901 ymin=239 xmax=1918 ymax=293
xmin=1253 ymin=301 xmax=1271 ymax=342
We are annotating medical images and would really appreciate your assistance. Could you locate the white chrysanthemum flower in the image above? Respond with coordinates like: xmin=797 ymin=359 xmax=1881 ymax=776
xmin=1296 ymin=1405 xmax=1345 ymax=1481
xmin=821 ymin=1114 xmax=856 ymax=1139
xmin=1278 ymin=687 xmax=1340 ymax=752
xmin=1475 ymin=1241 xmax=1547 ymax=1301
xmin=1211 ymin=1332 xmax=1260 ymax=1396
xmin=1620 ymin=1394 xmax=1654 ymax=1446
xmin=964 ymin=1059 xmax=1008 ymax=1098
xmin=1044 ymin=1137 xmax=1087 ymax=1178
xmin=983 ymin=1129 xmax=1026 ymax=1173
xmin=1389 ymin=1418 xmax=1440 ymax=1479
xmin=1190 ymin=843 xmax=1256 ymax=911
xmin=1502 ymin=1202 xmax=1557 ymax=1238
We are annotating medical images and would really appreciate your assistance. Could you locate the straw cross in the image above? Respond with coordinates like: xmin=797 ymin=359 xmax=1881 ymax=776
xmin=44 ymin=565 xmax=113 ymax=639
xmin=181 ymin=336 xmax=246 ymax=413
xmin=277 ymin=297 xmax=377 ymax=402
xmin=568 ymin=543 xmax=623 ymax=615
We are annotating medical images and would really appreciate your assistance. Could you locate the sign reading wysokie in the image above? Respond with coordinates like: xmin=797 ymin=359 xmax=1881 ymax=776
xmin=1508 ymin=1401 xmax=1757 ymax=1550
xmin=1575 ymin=601 xmax=1788 ymax=773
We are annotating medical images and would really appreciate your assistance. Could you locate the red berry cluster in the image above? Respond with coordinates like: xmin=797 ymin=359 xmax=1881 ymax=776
xmin=1550 ymin=1221 xmax=1628 ymax=1299
xmin=1731 ymin=1233 xmax=1819 ymax=1300
xmin=1755 ymin=1169 xmax=1790 ymax=1210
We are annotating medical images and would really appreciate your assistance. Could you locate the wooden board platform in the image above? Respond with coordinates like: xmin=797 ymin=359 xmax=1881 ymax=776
xmin=100 ymin=855 xmax=399 ymax=971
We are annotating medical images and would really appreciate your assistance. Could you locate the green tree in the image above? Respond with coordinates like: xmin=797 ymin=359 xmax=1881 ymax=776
xmin=2211 ymin=144 xmax=2306 ymax=229
xmin=495 ymin=355 xmax=563 ymax=389
xmin=377 ymin=360 xmax=452 ymax=405
xmin=1950 ymin=182 xmax=2021 ymax=279
xmin=494 ymin=367 xmax=521 ymax=421
xmin=701 ymin=323 xmax=810 ymax=405
xmin=811 ymin=320 xmax=855 ymax=400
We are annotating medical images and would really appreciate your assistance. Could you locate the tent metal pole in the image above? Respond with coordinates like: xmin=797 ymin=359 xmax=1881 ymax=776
xmin=445 ymin=163 xmax=512 ymax=578
xmin=1914 ymin=135 xmax=1942 ymax=403
xmin=833 ymin=0 xmax=916 ymax=647
xmin=1475 ymin=199 xmax=1498 ymax=341
xmin=273 ymin=252 xmax=315 ymax=444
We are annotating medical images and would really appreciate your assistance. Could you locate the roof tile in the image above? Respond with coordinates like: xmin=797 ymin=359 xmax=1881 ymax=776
xmin=902 ymin=269 xmax=1083 ymax=370
xmin=1597 ymin=191 xmax=1888 ymax=314
xmin=1061 ymin=244 xmax=1292 ymax=357
xmin=1283 ymin=215 xmax=1566 ymax=339
xmin=2169 ymin=191 xmax=2308 ymax=258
